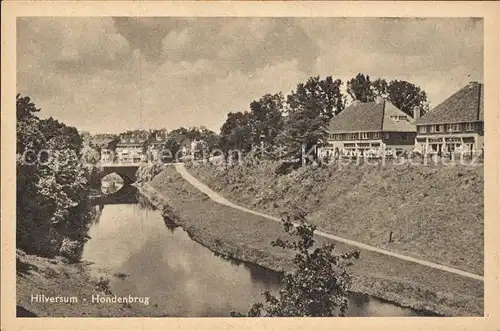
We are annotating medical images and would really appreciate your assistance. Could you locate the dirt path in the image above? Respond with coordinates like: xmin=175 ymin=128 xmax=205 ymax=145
xmin=174 ymin=163 xmax=483 ymax=282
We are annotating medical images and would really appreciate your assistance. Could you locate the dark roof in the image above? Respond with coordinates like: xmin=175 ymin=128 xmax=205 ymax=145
xmin=326 ymin=100 xmax=415 ymax=133
xmin=416 ymin=82 xmax=483 ymax=125
xmin=90 ymin=138 xmax=118 ymax=147
xmin=117 ymin=137 xmax=146 ymax=147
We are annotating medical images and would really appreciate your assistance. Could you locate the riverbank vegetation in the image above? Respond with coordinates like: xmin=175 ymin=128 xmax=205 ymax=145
xmin=16 ymin=94 xmax=97 ymax=262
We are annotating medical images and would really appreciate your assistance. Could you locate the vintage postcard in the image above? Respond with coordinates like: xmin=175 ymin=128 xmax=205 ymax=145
xmin=1 ymin=1 xmax=499 ymax=330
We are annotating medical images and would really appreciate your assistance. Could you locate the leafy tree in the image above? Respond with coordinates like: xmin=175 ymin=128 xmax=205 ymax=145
xmin=249 ymin=93 xmax=285 ymax=147
xmin=16 ymin=94 xmax=94 ymax=261
xmin=162 ymin=137 xmax=180 ymax=162
xmin=277 ymin=76 xmax=344 ymax=161
xmin=218 ymin=111 xmax=253 ymax=154
xmin=371 ymin=78 xmax=389 ymax=99
xmin=16 ymin=94 xmax=40 ymax=121
xmin=386 ymin=80 xmax=429 ymax=117
xmin=232 ymin=214 xmax=359 ymax=317
xmin=347 ymin=73 xmax=374 ymax=102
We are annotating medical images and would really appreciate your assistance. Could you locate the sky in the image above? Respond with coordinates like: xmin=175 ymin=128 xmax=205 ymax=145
xmin=17 ymin=17 xmax=483 ymax=134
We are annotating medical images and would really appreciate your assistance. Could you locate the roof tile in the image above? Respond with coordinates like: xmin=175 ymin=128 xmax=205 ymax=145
xmin=416 ymin=82 xmax=483 ymax=125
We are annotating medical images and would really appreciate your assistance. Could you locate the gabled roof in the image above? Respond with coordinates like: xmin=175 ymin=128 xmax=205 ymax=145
xmin=416 ymin=82 xmax=483 ymax=125
xmin=326 ymin=100 xmax=416 ymax=133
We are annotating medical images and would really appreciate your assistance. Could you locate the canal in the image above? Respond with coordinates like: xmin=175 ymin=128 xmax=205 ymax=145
xmin=83 ymin=186 xmax=429 ymax=317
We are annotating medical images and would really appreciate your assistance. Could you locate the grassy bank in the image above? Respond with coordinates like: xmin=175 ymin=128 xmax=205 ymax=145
xmin=16 ymin=250 xmax=166 ymax=317
xmin=140 ymin=166 xmax=483 ymax=316
xmin=187 ymin=160 xmax=483 ymax=275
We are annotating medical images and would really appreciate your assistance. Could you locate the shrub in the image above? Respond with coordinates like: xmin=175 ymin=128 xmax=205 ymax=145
xmin=232 ymin=213 xmax=359 ymax=317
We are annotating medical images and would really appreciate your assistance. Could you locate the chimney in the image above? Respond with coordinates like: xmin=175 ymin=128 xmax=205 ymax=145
xmin=413 ymin=106 xmax=421 ymax=120
xmin=375 ymin=96 xmax=384 ymax=104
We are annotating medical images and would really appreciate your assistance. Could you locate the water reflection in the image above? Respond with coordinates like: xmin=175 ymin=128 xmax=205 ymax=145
xmin=82 ymin=197 xmax=430 ymax=317
xmin=91 ymin=185 xmax=139 ymax=206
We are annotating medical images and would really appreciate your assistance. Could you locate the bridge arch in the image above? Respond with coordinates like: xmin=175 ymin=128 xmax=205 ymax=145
xmin=100 ymin=164 xmax=140 ymax=186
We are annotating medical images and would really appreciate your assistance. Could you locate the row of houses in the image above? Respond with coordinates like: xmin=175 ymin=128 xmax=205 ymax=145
xmin=90 ymin=131 xmax=195 ymax=163
xmin=322 ymin=81 xmax=484 ymax=158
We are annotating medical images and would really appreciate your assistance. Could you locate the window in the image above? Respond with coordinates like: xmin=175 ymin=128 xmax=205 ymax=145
xmin=435 ymin=125 xmax=443 ymax=133
xmin=429 ymin=126 xmax=435 ymax=133
xmin=384 ymin=133 xmax=390 ymax=140
xmin=465 ymin=123 xmax=474 ymax=131
xmin=373 ymin=132 xmax=380 ymax=139
xmin=448 ymin=123 xmax=460 ymax=132
xmin=361 ymin=132 xmax=369 ymax=140
xmin=399 ymin=116 xmax=408 ymax=121
xmin=418 ymin=126 xmax=427 ymax=133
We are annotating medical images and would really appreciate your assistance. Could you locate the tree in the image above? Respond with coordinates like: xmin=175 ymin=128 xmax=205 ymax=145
xmin=277 ymin=76 xmax=344 ymax=161
xmin=249 ymin=93 xmax=285 ymax=147
xmin=347 ymin=73 xmax=374 ymax=102
xmin=16 ymin=94 xmax=94 ymax=261
xmin=218 ymin=111 xmax=253 ymax=154
xmin=386 ymin=80 xmax=429 ymax=117
xmin=162 ymin=137 xmax=180 ymax=163
xmin=232 ymin=214 xmax=359 ymax=317
xmin=371 ymin=78 xmax=389 ymax=99
xmin=16 ymin=94 xmax=40 ymax=121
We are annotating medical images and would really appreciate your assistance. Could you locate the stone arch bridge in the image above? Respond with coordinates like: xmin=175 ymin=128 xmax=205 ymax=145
xmin=101 ymin=163 xmax=140 ymax=185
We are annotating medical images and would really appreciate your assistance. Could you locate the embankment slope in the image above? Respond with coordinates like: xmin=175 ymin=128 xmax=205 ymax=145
xmin=188 ymin=161 xmax=483 ymax=275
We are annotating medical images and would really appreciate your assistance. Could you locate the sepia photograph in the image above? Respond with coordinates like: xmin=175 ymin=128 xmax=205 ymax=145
xmin=2 ymin=1 xmax=499 ymax=330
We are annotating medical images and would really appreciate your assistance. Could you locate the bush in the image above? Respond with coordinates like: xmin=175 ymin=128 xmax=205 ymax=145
xmin=232 ymin=213 xmax=359 ymax=317
xmin=136 ymin=162 xmax=165 ymax=183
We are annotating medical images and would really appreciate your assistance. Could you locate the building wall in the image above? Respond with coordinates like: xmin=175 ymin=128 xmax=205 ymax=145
xmin=325 ymin=131 xmax=416 ymax=154
xmin=116 ymin=146 xmax=146 ymax=163
xmin=415 ymin=121 xmax=484 ymax=154
xmin=416 ymin=122 xmax=483 ymax=136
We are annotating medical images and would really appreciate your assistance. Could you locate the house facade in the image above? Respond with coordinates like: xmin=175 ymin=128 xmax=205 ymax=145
xmin=115 ymin=138 xmax=147 ymax=163
xmin=324 ymin=98 xmax=417 ymax=158
xmin=89 ymin=137 xmax=119 ymax=163
xmin=414 ymin=81 xmax=484 ymax=155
